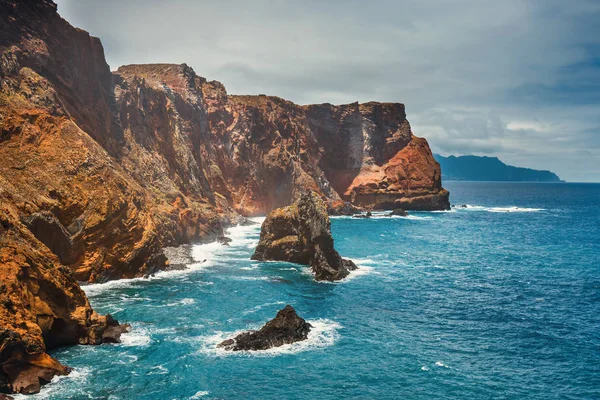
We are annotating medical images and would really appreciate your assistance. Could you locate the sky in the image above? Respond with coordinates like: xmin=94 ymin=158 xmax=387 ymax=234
xmin=55 ymin=0 xmax=600 ymax=182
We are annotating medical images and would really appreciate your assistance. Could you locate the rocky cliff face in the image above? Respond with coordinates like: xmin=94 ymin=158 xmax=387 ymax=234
xmin=305 ymin=102 xmax=449 ymax=210
xmin=252 ymin=192 xmax=357 ymax=281
xmin=0 ymin=0 xmax=448 ymax=394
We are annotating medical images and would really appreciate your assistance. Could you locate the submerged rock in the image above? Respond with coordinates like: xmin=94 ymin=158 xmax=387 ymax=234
xmin=252 ymin=192 xmax=357 ymax=281
xmin=218 ymin=305 xmax=312 ymax=351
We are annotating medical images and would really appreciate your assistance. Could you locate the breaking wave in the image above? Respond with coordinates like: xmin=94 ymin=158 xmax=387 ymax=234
xmin=452 ymin=204 xmax=545 ymax=213
xmin=197 ymin=319 xmax=341 ymax=357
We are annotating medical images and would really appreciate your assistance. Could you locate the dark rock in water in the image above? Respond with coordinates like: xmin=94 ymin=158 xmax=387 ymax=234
xmin=327 ymin=201 xmax=362 ymax=216
xmin=390 ymin=208 xmax=408 ymax=217
xmin=100 ymin=315 xmax=131 ymax=344
xmin=217 ymin=305 xmax=312 ymax=351
xmin=459 ymin=204 xmax=468 ymax=208
xmin=353 ymin=211 xmax=372 ymax=219
xmin=80 ymin=314 xmax=130 ymax=345
xmin=0 ymin=394 xmax=14 ymax=400
xmin=217 ymin=235 xmax=232 ymax=245
xmin=252 ymin=191 xmax=357 ymax=281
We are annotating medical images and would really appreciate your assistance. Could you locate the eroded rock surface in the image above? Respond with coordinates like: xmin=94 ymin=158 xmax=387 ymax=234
xmin=0 ymin=0 xmax=449 ymax=393
xmin=218 ymin=305 xmax=311 ymax=351
xmin=0 ymin=200 xmax=128 ymax=394
xmin=252 ymin=192 xmax=357 ymax=281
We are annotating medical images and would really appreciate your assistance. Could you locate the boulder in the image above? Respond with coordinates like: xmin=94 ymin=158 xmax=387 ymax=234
xmin=390 ymin=208 xmax=408 ymax=217
xmin=217 ymin=305 xmax=312 ymax=351
xmin=252 ymin=192 xmax=357 ymax=281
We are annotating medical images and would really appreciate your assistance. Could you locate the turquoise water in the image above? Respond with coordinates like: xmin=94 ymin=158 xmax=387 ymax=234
xmin=22 ymin=182 xmax=600 ymax=399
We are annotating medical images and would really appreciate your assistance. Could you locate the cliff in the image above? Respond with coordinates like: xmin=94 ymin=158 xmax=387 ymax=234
xmin=0 ymin=0 xmax=448 ymax=394
xmin=434 ymin=154 xmax=563 ymax=182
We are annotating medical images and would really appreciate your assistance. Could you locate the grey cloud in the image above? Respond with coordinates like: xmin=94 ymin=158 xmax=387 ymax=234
xmin=54 ymin=0 xmax=600 ymax=181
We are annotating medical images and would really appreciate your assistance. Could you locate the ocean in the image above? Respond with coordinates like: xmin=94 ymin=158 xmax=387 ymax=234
xmin=19 ymin=182 xmax=600 ymax=399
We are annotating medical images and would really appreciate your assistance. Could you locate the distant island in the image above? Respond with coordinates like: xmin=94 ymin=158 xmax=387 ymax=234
xmin=434 ymin=154 xmax=563 ymax=182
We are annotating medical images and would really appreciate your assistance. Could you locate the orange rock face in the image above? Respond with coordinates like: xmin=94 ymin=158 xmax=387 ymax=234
xmin=0 ymin=0 xmax=448 ymax=394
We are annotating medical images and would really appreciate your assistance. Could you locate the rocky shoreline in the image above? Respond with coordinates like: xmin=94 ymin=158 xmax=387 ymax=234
xmin=0 ymin=0 xmax=449 ymax=394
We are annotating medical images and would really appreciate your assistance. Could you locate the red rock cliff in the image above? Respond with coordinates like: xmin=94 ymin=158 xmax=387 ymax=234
xmin=0 ymin=0 xmax=448 ymax=394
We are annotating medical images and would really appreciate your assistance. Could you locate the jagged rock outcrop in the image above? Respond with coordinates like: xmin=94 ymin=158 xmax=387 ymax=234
xmin=217 ymin=305 xmax=311 ymax=351
xmin=305 ymin=102 xmax=449 ymax=210
xmin=0 ymin=0 xmax=449 ymax=393
xmin=0 ymin=197 xmax=128 ymax=394
xmin=390 ymin=208 xmax=408 ymax=217
xmin=252 ymin=192 xmax=357 ymax=281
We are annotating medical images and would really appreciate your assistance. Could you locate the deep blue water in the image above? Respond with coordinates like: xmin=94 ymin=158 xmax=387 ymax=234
xmin=21 ymin=182 xmax=600 ymax=399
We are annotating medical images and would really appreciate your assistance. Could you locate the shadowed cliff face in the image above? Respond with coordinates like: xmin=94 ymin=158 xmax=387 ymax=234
xmin=0 ymin=0 xmax=447 ymax=394
xmin=305 ymin=102 xmax=449 ymax=210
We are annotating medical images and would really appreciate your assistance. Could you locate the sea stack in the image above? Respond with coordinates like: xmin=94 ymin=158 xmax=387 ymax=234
xmin=252 ymin=192 xmax=357 ymax=281
xmin=218 ymin=305 xmax=312 ymax=351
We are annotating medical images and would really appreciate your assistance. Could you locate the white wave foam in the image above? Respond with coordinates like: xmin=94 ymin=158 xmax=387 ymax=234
xmin=191 ymin=241 xmax=222 ymax=263
xmin=435 ymin=361 xmax=450 ymax=368
xmin=349 ymin=257 xmax=376 ymax=265
xmin=147 ymin=365 xmax=169 ymax=375
xmin=191 ymin=391 xmax=210 ymax=398
xmin=332 ymin=212 xmax=432 ymax=220
xmin=82 ymin=260 xmax=214 ymax=297
xmin=405 ymin=215 xmax=433 ymax=220
xmin=115 ymin=354 xmax=138 ymax=365
xmin=120 ymin=327 xmax=152 ymax=347
xmin=83 ymin=278 xmax=143 ymax=297
xmin=488 ymin=206 xmax=544 ymax=213
xmin=82 ymin=218 xmax=263 ymax=296
xmin=166 ymin=298 xmax=196 ymax=307
xmin=452 ymin=204 xmax=544 ymax=213
xmin=342 ymin=265 xmax=375 ymax=282
xmin=230 ymin=276 xmax=271 ymax=281
xmin=197 ymin=319 xmax=341 ymax=357
xmin=242 ymin=301 xmax=286 ymax=315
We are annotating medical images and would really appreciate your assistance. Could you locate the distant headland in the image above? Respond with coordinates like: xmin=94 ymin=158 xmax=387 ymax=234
xmin=434 ymin=154 xmax=564 ymax=182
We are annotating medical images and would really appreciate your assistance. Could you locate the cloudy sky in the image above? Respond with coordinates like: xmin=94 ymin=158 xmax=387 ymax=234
xmin=55 ymin=0 xmax=600 ymax=182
